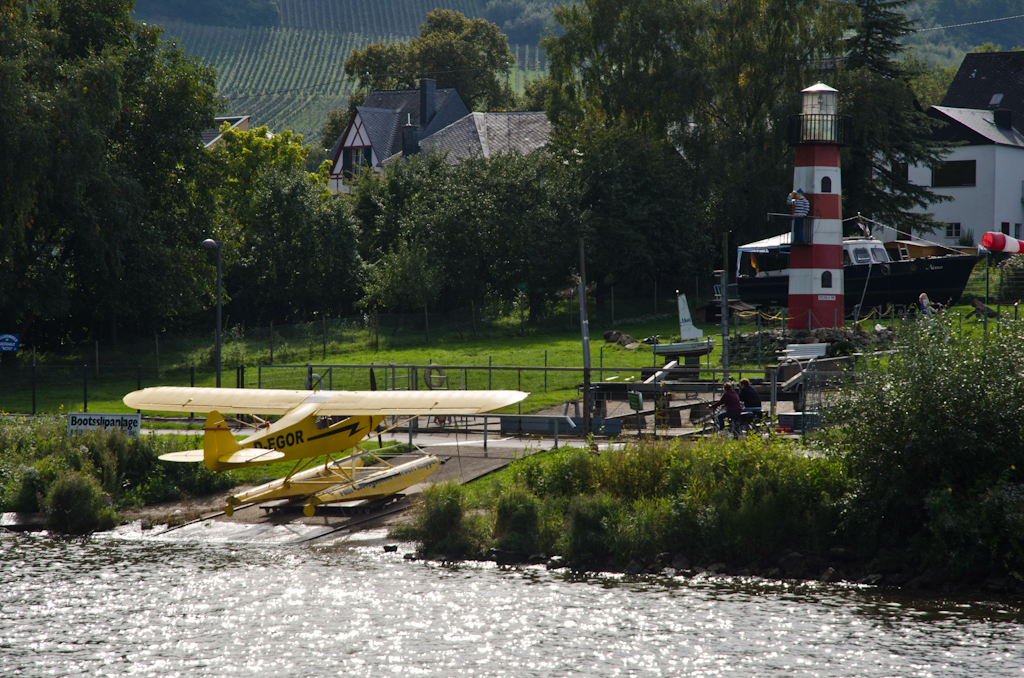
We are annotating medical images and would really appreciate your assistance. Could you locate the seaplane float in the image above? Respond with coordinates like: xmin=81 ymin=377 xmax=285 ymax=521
xmin=124 ymin=386 xmax=528 ymax=516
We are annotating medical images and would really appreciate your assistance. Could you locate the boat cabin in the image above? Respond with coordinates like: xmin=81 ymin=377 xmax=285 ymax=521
xmin=736 ymin=234 xmax=892 ymax=278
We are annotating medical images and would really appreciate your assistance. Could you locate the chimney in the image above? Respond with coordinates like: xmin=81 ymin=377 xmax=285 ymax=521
xmin=402 ymin=114 xmax=420 ymax=156
xmin=994 ymin=108 xmax=1012 ymax=130
xmin=420 ymin=79 xmax=436 ymax=129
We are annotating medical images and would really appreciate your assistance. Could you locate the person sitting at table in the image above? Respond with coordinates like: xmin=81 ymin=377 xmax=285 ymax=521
xmin=710 ymin=382 xmax=744 ymax=432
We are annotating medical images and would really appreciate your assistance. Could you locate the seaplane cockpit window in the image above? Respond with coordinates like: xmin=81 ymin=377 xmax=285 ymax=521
xmin=853 ymin=247 xmax=871 ymax=264
xmin=871 ymin=247 xmax=889 ymax=263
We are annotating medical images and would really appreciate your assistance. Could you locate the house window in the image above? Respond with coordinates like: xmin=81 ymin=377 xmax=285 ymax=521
xmin=932 ymin=160 xmax=976 ymax=187
xmin=343 ymin=146 xmax=372 ymax=179
xmin=1002 ymin=222 xmax=1011 ymax=235
xmin=821 ymin=271 xmax=832 ymax=288
xmin=1016 ymin=224 xmax=1022 ymax=239
xmin=945 ymin=222 xmax=961 ymax=239
xmin=892 ymin=162 xmax=908 ymax=181
xmin=352 ymin=147 xmax=371 ymax=168
xmin=820 ymin=176 xmax=832 ymax=193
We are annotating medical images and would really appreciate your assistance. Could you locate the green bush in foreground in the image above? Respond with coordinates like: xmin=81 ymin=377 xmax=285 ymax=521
xmin=0 ymin=415 xmax=236 ymax=523
xmin=392 ymin=481 xmax=489 ymax=557
xmin=396 ymin=436 xmax=848 ymax=567
xmin=821 ymin=315 xmax=1024 ymax=577
xmin=45 ymin=471 xmax=117 ymax=534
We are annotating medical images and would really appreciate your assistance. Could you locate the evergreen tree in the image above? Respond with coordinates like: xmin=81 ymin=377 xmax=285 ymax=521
xmin=838 ymin=0 xmax=951 ymax=236
xmin=844 ymin=0 xmax=914 ymax=78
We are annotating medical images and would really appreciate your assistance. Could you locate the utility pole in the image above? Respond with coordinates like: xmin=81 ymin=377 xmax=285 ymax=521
xmin=720 ymin=230 xmax=729 ymax=383
xmin=579 ymin=238 xmax=591 ymax=437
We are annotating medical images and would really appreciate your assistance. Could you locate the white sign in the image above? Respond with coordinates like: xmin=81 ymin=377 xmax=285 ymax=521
xmin=67 ymin=413 xmax=141 ymax=438
xmin=817 ymin=294 xmax=836 ymax=301
xmin=677 ymin=294 xmax=704 ymax=340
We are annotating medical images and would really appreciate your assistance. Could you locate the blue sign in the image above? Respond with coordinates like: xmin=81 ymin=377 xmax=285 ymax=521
xmin=0 ymin=334 xmax=18 ymax=352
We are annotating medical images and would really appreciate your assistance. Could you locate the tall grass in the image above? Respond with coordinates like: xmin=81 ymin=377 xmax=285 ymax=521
xmin=397 ymin=436 xmax=849 ymax=567
xmin=0 ymin=416 xmax=235 ymax=530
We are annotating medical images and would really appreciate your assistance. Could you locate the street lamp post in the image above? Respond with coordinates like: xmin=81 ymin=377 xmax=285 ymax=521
xmin=201 ymin=239 xmax=223 ymax=387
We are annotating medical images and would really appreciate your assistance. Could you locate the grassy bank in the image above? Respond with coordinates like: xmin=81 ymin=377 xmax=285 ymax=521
xmin=394 ymin=314 xmax=1024 ymax=589
xmin=0 ymin=416 xmax=234 ymax=533
xmin=393 ymin=436 xmax=849 ymax=571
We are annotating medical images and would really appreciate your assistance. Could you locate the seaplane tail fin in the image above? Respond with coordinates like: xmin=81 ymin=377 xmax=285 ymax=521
xmin=203 ymin=411 xmax=240 ymax=471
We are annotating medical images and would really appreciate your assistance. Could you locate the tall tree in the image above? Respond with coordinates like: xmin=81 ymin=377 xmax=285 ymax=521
xmin=542 ymin=0 xmax=700 ymax=135
xmin=0 ymin=0 xmax=221 ymax=349
xmin=352 ymin=150 xmax=576 ymax=322
xmin=836 ymin=0 xmax=952 ymax=236
xmin=680 ymin=0 xmax=854 ymax=244
xmin=343 ymin=9 xmax=515 ymax=111
xmin=551 ymin=120 xmax=711 ymax=308
xmin=209 ymin=126 xmax=362 ymax=324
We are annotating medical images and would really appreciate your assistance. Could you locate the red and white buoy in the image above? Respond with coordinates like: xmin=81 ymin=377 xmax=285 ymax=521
xmin=787 ymin=83 xmax=845 ymax=329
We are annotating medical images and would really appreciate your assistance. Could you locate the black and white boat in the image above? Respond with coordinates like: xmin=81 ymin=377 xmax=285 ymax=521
xmin=733 ymin=233 xmax=980 ymax=311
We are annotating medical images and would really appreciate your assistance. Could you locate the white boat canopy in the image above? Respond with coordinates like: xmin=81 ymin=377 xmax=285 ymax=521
xmin=737 ymin=232 xmax=791 ymax=254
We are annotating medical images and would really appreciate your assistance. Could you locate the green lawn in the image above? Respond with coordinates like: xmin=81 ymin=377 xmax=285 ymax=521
xmin=2 ymin=295 xmax=1004 ymax=417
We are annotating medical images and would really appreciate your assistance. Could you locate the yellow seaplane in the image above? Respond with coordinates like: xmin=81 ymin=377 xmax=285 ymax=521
xmin=123 ymin=386 xmax=528 ymax=516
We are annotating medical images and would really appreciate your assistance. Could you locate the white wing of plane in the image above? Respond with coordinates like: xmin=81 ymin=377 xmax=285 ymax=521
xmin=123 ymin=386 xmax=528 ymax=416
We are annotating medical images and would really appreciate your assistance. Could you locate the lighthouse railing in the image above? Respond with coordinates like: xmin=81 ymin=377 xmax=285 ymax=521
xmin=766 ymin=213 xmax=817 ymax=246
xmin=786 ymin=113 xmax=852 ymax=146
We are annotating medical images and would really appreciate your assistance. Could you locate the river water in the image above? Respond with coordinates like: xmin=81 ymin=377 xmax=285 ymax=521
xmin=2 ymin=521 xmax=1022 ymax=677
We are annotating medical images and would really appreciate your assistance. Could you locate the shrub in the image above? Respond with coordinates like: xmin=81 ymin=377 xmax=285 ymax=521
xmin=44 ymin=471 xmax=117 ymax=534
xmin=0 ymin=417 xmax=234 ymax=513
xmin=594 ymin=441 xmax=676 ymax=500
xmin=613 ymin=496 xmax=677 ymax=560
xmin=393 ymin=482 xmax=487 ymax=558
xmin=561 ymin=494 xmax=621 ymax=565
xmin=821 ymin=315 xmax=1024 ymax=570
xmin=6 ymin=465 xmax=44 ymax=512
xmin=492 ymin=487 xmax=540 ymax=553
xmin=512 ymin=447 xmax=595 ymax=497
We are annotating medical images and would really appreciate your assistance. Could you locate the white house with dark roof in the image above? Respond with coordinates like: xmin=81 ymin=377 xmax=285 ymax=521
xmin=327 ymin=79 xmax=470 ymax=193
xmin=894 ymin=52 xmax=1024 ymax=246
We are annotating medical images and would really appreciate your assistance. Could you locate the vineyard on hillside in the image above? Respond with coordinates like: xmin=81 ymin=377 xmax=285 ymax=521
xmin=277 ymin=0 xmax=482 ymax=35
xmin=160 ymin=0 xmax=548 ymax=142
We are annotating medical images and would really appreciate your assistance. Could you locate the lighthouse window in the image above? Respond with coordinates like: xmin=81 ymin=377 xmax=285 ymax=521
xmin=821 ymin=271 xmax=832 ymax=288
xmin=820 ymin=176 xmax=832 ymax=193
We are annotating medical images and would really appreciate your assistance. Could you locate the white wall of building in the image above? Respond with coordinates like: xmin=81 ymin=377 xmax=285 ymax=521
xmin=904 ymin=144 xmax=1024 ymax=246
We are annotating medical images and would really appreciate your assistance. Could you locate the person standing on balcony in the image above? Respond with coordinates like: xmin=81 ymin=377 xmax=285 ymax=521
xmin=788 ymin=188 xmax=809 ymax=242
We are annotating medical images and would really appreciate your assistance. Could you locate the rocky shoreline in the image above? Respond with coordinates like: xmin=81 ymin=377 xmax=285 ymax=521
xmin=411 ymin=548 xmax=1021 ymax=596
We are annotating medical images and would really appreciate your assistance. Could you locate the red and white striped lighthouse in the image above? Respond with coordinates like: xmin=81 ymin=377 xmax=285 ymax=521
xmin=787 ymin=83 xmax=846 ymax=330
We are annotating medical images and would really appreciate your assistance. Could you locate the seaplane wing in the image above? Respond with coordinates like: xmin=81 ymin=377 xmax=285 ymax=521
xmin=124 ymin=386 xmax=527 ymax=416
